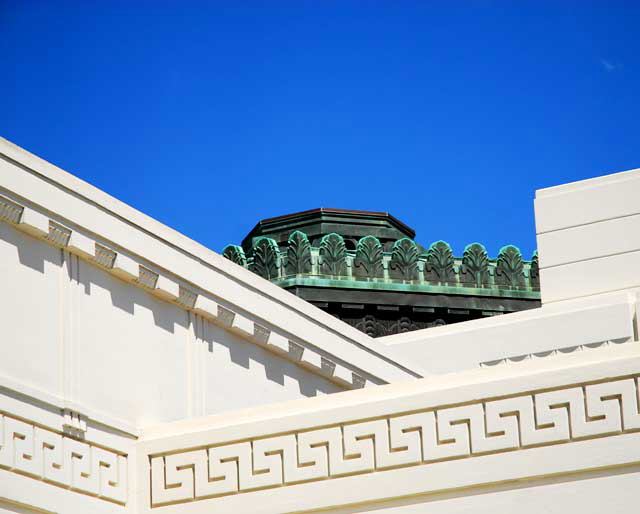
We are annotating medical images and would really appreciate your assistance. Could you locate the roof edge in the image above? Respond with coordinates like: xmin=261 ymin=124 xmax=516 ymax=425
xmin=0 ymin=137 xmax=423 ymax=384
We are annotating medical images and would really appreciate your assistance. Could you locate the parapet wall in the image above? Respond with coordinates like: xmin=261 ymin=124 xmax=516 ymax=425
xmin=138 ymin=344 xmax=640 ymax=513
xmin=224 ymin=233 xmax=540 ymax=295
xmin=535 ymin=167 xmax=640 ymax=302
xmin=1 ymin=138 xmax=639 ymax=513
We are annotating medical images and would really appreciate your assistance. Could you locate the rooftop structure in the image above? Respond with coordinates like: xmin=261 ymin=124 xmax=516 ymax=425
xmin=1 ymin=138 xmax=638 ymax=513
xmin=224 ymin=208 xmax=541 ymax=336
xmin=241 ymin=208 xmax=416 ymax=253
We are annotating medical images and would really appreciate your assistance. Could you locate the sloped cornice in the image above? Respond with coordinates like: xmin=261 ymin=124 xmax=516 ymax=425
xmin=0 ymin=138 xmax=423 ymax=389
xmin=0 ymin=196 xmax=371 ymax=389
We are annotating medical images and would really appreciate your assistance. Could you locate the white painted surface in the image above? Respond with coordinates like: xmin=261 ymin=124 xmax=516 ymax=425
xmin=537 ymin=211 xmax=640 ymax=268
xmin=0 ymin=222 xmax=341 ymax=431
xmin=539 ymin=251 xmax=640 ymax=303
xmin=0 ymin=499 xmax=45 ymax=513
xmin=380 ymin=290 xmax=636 ymax=374
xmin=326 ymin=468 xmax=640 ymax=513
xmin=0 ymin=223 xmax=62 ymax=396
xmin=534 ymin=166 xmax=640 ymax=302
xmin=1 ymin=139 xmax=639 ymax=512
xmin=535 ymin=167 xmax=640 ymax=233
xmin=137 ymin=345 xmax=640 ymax=513
xmin=0 ymin=137 xmax=421 ymax=385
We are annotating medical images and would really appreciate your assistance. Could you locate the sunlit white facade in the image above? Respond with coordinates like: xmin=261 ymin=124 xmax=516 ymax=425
xmin=0 ymin=138 xmax=638 ymax=513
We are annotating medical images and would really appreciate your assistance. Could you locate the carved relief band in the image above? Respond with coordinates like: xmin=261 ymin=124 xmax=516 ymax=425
xmin=0 ymin=412 xmax=127 ymax=504
xmin=149 ymin=375 xmax=640 ymax=507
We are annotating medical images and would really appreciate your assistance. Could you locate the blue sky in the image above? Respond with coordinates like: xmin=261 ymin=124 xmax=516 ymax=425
xmin=2 ymin=2 xmax=639 ymax=259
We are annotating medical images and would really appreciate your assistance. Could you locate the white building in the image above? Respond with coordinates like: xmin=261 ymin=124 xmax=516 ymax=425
xmin=0 ymin=137 xmax=638 ymax=513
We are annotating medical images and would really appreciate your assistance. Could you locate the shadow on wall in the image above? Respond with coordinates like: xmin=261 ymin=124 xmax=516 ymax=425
xmin=0 ymin=386 xmax=61 ymax=418
xmin=80 ymin=259 xmax=184 ymax=335
xmin=82 ymin=258 xmax=340 ymax=398
xmin=203 ymin=319 xmax=341 ymax=398
xmin=2 ymin=223 xmax=342 ymax=402
xmin=1 ymin=223 xmax=186 ymax=335
xmin=0 ymin=498 xmax=42 ymax=514
xmin=1 ymin=222 xmax=61 ymax=274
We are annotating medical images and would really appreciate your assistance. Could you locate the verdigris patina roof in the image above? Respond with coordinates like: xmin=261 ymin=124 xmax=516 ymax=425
xmin=241 ymin=208 xmax=416 ymax=254
xmin=225 ymin=209 xmax=539 ymax=299
xmin=224 ymin=209 xmax=540 ymax=337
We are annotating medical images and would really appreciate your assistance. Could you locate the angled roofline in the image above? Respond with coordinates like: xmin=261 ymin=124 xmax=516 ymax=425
xmin=242 ymin=207 xmax=416 ymax=246
xmin=0 ymin=137 xmax=424 ymax=386
xmin=258 ymin=208 xmax=415 ymax=237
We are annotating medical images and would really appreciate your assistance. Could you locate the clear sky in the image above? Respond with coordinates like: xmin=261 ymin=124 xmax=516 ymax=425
xmin=2 ymin=2 xmax=639 ymax=259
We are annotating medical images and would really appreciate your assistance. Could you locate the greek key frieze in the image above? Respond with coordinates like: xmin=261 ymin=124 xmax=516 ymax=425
xmin=0 ymin=412 xmax=127 ymax=504
xmin=150 ymin=376 xmax=640 ymax=506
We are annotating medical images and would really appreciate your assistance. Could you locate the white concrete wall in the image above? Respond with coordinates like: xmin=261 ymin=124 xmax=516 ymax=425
xmin=138 ymin=344 xmax=640 ymax=513
xmin=535 ymin=167 xmax=640 ymax=303
xmin=0 ymin=222 xmax=62 ymax=398
xmin=0 ymin=220 xmax=341 ymax=514
xmin=2 ymin=139 xmax=639 ymax=513
xmin=325 ymin=468 xmax=640 ymax=513
xmin=0 ymin=138 xmax=419 ymax=513
xmin=0 ymin=137 xmax=421 ymax=388
xmin=379 ymin=289 xmax=637 ymax=374
xmin=0 ymin=374 xmax=134 ymax=513
xmin=0 ymin=500 xmax=44 ymax=513
xmin=381 ymin=167 xmax=640 ymax=376
xmin=0 ymin=222 xmax=341 ymax=430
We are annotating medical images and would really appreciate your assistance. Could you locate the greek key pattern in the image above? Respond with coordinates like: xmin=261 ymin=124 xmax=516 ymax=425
xmin=150 ymin=376 xmax=640 ymax=506
xmin=0 ymin=412 xmax=127 ymax=504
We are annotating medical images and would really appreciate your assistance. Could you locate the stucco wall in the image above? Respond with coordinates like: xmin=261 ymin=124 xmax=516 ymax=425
xmin=1 ymin=139 xmax=639 ymax=513
xmin=0 ymin=222 xmax=341 ymax=430
xmin=139 ymin=344 xmax=640 ymax=513
xmin=324 ymin=468 xmax=640 ymax=513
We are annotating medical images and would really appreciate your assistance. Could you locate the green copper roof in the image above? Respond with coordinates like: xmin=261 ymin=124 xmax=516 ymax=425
xmin=224 ymin=230 xmax=540 ymax=299
xmin=241 ymin=208 xmax=416 ymax=254
xmin=226 ymin=210 xmax=539 ymax=336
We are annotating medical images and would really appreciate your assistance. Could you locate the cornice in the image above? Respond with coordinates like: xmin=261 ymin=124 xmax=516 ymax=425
xmin=227 ymin=232 xmax=540 ymax=298
xmin=242 ymin=207 xmax=417 ymax=247
xmin=137 ymin=344 xmax=640 ymax=512
xmin=151 ymin=372 xmax=640 ymax=508
xmin=0 ymin=192 xmax=372 ymax=389
xmin=272 ymin=276 xmax=541 ymax=299
xmin=0 ymin=138 xmax=423 ymax=388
